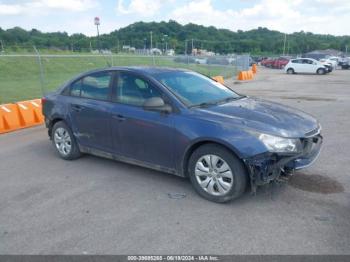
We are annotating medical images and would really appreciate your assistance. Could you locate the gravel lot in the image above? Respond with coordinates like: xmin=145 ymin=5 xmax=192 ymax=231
xmin=0 ymin=67 xmax=349 ymax=254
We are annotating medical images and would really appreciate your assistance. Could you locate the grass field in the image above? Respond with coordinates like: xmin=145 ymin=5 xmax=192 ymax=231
xmin=0 ymin=55 xmax=236 ymax=104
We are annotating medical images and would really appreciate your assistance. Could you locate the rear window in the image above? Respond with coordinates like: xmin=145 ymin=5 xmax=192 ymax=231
xmin=68 ymin=72 xmax=112 ymax=101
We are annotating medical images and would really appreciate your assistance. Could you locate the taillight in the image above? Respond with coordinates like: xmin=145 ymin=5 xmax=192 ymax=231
xmin=41 ymin=97 xmax=47 ymax=105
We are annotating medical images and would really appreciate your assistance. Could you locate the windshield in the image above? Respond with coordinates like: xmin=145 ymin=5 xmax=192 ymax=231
xmin=154 ymin=71 xmax=241 ymax=107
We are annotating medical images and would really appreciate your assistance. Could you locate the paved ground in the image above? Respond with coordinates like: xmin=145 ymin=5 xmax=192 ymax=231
xmin=0 ymin=68 xmax=349 ymax=254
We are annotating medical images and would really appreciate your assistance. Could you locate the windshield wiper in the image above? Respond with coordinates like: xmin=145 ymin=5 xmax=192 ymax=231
xmin=190 ymin=95 xmax=246 ymax=108
xmin=215 ymin=95 xmax=247 ymax=105
xmin=190 ymin=101 xmax=219 ymax=108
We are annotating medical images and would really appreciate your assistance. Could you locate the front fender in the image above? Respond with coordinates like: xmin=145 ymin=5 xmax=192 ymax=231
xmin=173 ymin=115 xmax=268 ymax=176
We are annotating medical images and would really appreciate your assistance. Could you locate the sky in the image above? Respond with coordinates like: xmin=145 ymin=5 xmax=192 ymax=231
xmin=0 ymin=0 xmax=349 ymax=36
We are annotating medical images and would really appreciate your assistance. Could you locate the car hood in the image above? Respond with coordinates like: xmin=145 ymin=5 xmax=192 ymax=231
xmin=194 ymin=97 xmax=319 ymax=138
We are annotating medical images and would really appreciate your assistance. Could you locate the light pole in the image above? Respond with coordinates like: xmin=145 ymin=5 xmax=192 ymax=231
xmin=94 ymin=17 xmax=100 ymax=53
xmin=163 ymin=34 xmax=168 ymax=55
xmin=283 ymin=33 xmax=287 ymax=56
xmin=191 ymin=38 xmax=194 ymax=55
xmin=0 ymin=40 xmax=4 ymax=53
xmin=150 ymin=31 xmax=153 ymax=51
xmin=144 ymin=38 xmax=147 ymax=54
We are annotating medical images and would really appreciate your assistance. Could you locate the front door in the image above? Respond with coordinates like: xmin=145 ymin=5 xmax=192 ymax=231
xmin=110 ymin=71 xmax=175 ymax=169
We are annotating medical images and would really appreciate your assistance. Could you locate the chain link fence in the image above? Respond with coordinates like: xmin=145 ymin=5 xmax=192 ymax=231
xmin=0 ymin=47 xmax=250 ymax=104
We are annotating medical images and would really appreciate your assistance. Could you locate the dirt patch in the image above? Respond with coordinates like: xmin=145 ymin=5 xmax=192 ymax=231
xmin=279 ymin=96 xmax=336 ymax=102
xmin=289 ymin=172 xmax=344 ymax=194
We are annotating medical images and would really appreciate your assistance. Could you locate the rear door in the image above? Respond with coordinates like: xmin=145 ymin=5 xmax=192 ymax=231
xmin=291 ymin=59 xmax=302 ymax=72
xmin=110 ymin=71 xmax=176 ymax=169
xmin=67 ymin=71 xmax=115 ymax=152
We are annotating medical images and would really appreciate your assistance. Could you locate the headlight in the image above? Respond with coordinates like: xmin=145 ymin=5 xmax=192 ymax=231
xmin=258 ymin=133 xmax=300 ymax=153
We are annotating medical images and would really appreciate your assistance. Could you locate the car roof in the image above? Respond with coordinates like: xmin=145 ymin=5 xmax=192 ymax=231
xmin=86 ymin=66 xmax=190 ymax=76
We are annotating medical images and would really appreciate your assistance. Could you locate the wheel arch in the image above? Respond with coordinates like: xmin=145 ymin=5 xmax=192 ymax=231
xmin=48 ymin=117 xmax=66 ymax=138
xmin=317 ymin=67 xmax=325 ymax=73
xmin=181 ymin=139 xmax=245 ymax=178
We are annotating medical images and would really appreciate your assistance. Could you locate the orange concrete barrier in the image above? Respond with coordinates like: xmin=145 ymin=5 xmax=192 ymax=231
xmin=16 ymin=100 xmax=44 ymax=128
xmin=0 ymin=104 xmax=22 ymax=134
xmin=237 ymin=70 xmax=254 ymax=81
xmin=30 ymin=99 xmax=45 ymax=123
xmin=0 ymin=99 xmax=44 ymax=134
xmin=243 ymin=71 xmax=249 ymax=80
xmin=237 ymin=71 xmax=244 ymax=80
xmin=212 ymin=75 xmax=225 ymax=84
xmin=252 ymin=64 xmax=257 ymax=74
xmin=248 ymin=70 xmax=254 ymax=80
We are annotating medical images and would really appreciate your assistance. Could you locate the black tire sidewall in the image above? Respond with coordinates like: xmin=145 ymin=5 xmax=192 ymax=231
xmin=52 ymin=121 xmax=81 ymax=160
xmin=188 ymin=144 xmax=248 ymax=203
xmin=317 ymin=68 xmax=325 ymax=75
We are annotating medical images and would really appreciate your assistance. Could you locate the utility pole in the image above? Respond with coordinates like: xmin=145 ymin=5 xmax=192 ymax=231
xmin=150 ymin=31 xmax=153 ymax=51
xmin=346 ymin=45 xmax=348 ymax=55
xmin=0 ymin=40 xmax=4 ymax=53
xmin=185 ymin=40 xmax=188 ymax=55
xmin=191 ymin=39 xmax=194 ymax=55
xmin=164 ymin=34 xmax=168 ymax=54
xmin=283 ymin=33 xmax=287 ymax=56
xmin=94 ymin=17 xmax=101 ymax=53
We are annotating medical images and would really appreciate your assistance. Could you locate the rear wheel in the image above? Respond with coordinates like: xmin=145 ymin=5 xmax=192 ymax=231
xmin=317 ymin=68 xmax=326 ymax=75
xmin=52 ymin=121 xmax=81 ymax=160
xmin=286 ymin=68 xmax=294 ymax=74
xmin=188 ymin=144 xmax=248 ymax=203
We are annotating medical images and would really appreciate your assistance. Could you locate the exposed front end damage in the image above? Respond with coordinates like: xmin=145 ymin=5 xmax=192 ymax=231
xmin=244 ymin=134 xmax=323 ymax=193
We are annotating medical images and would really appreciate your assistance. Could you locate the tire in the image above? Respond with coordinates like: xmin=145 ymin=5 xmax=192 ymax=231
xmin=188 ymin=144 xmax=248 ymax=203
xmin=317 ymin=68 xmax=326 ymax=75
xmin=286 ymin=68 xmax=294 ymax=74
xmin=52 ymin=121 xmax=81 ymax=160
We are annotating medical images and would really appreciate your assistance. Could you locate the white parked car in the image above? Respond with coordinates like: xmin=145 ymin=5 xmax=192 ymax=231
xmin=285 ymin=58 xmax=328 ymax=75
xmin=194 ymin=58 xmax=207 ymax=64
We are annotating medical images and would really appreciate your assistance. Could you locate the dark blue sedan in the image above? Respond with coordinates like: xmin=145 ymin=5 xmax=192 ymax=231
xmin=42 ymin=67 xmax=322 ymax=202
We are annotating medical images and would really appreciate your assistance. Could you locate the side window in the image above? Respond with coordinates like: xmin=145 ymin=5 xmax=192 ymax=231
xmin=80 ymin=73 xmax=111 ymax=100
xmin=70 ymin=80 xmax=82 ymax=97
xmin=68 ymin=72 xmax=112 ymax=100
xmin=302 ymin=59 xmax=312 ymax=64
xmin=116 ymin=73 xmax=162 ymax=106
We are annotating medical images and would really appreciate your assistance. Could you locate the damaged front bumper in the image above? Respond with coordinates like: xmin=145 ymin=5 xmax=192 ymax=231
xmin=243 ymin=134 xmax=323 ymax=193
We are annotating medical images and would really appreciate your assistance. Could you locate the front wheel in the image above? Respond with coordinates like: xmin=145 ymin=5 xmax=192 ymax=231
xmin=317 ymin=68 xmax=326 ymax=75
xmin=188 ymin=144 xmax=248 ymax=203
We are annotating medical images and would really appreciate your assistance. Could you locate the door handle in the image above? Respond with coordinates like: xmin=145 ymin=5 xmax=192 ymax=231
xmin=112 ymin=114 xmax=126 ymax=121
xmin=71 ymin=104 xmax=84 ymax=112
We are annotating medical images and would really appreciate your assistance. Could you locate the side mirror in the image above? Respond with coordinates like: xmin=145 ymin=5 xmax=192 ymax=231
xmin=143 ymin=97 xmax=172 ymax=113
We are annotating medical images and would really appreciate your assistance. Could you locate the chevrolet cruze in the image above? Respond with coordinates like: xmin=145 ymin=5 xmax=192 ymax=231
xmin=42 ymin=67 xmax=323 ymax=203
